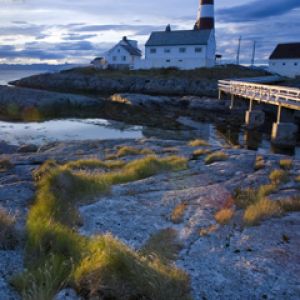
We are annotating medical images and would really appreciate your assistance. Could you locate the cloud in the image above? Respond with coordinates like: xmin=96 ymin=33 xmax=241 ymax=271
xmin=218 ymin=0 xmax=300 ymax=22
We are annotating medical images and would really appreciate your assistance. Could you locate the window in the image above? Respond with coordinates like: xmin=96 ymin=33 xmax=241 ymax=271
xmin=166 ymin=59 xmax=171 ymax=63
xmin=178 ymin=60 xmax=183 ymax=62
xmin=295 ymin=62 xmax=298 ymax=66
xmin=164 ymin=48 xmax=171 ymax=53
xmin=122 ymin=56 xmax=126 ymax=61
xmin=117 ymin=49 xmax=121 ymax=53
xmin=282 ymin=62 xmax=286 ymax=66
xmin=150 ymin=48 xmax=157 ymax=54
xmin=112 ymin=56 xmax=117 ymax=62
xmin=179 ymin=47 xmax=186 ymax=53
xmin=272 ymin=63 xmax=276 ymax=66
xmin=195 ymin=47 xmax=202 ymax=53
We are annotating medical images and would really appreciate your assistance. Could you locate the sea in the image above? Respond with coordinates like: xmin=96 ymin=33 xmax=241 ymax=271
xmin=0 ymin=69 xmax=299 ymax=158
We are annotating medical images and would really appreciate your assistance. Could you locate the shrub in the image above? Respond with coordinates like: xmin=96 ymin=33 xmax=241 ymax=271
xmin=215 ymin=208 xmax=234 ymax=225
xmin=0 ymin=208 xmax=18 ymax=250
xmin=234 ymin=188 xmax=258 ymax=209
xmin=279 ymin=159 xmax=293 ymax=170
xmin=205 ymin=151 xmax=228 ymax=165
xmin=192 ymin=149 xmax=211 ymax=160
xmin=243 ymin=199 xmax=282 ymax=226
xmin=188 ymin=139 xmax=209 ymax=147
xmin=254 ymin=155 xmax=265 ymax=171
xmin=269 ymin=169 xmax=289 ymax=185
xmin=74 ymin=235 xmax=191 ymax=300
xmin=0 ymin=158 xmax=13 ymax=172
xmin=140 ymin=228 xmax=182 ymax=262
xmin=171 ymin=202 xmax=188 ymax=224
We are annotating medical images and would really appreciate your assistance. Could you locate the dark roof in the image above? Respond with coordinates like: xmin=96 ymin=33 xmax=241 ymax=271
xmin=269 ymin=43 xmax=300 ymax=59
xmin=145 ymin=29 xmax=211 ymax=47
xmin=121 ymin=44 xmax=142 ymax=56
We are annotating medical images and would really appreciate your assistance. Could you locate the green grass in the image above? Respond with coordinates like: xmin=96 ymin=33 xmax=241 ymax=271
xmin=188 ymin=139 xmax=209 ymax=147
xmin=205 ymin=151 xmax=228 ymax=165
xmin=65 ymin=158 xmax=125 ymax=171
xmin=15 ymin=155 xmax=189 ymax=299
xmin=279 ymin=159 xmax=293 ymax=171
xmin=115 ymin=146 xmax=154 ymax=158
xmin=0 ymin=208 xmax=18 ymax=250
xmin=269 ymin=169 xmax=289 ymax=185
xmin=140 ymin=228 xmax=183 ymax=262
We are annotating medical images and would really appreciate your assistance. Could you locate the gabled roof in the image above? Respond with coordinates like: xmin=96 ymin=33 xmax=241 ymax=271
xmin=145 ymin=29 xmax=212 ymax=47
xmin=121 ymin=44 xmax=142 ymax=57
xmin=270 ymin=43 xmax=300 ymax=59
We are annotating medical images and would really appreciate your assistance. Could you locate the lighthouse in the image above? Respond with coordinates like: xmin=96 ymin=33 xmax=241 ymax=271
xmin=195 ymin=0 xmax=215 ymax=30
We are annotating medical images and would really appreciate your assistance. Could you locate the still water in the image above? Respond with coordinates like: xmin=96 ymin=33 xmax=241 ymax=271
xmin=0 ymin=70 xmax=299 ymax=158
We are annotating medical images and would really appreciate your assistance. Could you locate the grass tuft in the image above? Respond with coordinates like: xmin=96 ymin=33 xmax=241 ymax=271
xmin=205 ymin=151 xmax=228 ymax=165
xmin=199 ymin=225 xmax=218 ymax=237
xmin=171 ymin=202 xmax=188 ymax=224
xmin=140 ymin=228 xmax=182 ymax=262
xmin=188 ymin=139 xmax=209 ymax=147
xmin=243 ymin=198 xmax=282 ymax=226
xmin=234 ymin=188 xmax=258 ymax=209
xmin=257 ymin=184 xmax=277 ymax=199
xmin=215 ymin=208 xmax=235 ymax=225
xmin=279 ymin=159 xmax=293 ymax=170
xmin=0 ymin=158 xmax=13 ymax=172
xmin=269 ymin=169 xmax=289 ymax=185
xmin=254 ymin=155 xmax=265 ymax=171
xmin=192 ymin=149 xmax=211 ymax=160
xmin=0 ymin=208 xmax=18 ymax=250
xmin=115 ymin=146 xmax=154 ymax=158
xmin=279 ymin=196 xmax=300 ymax=212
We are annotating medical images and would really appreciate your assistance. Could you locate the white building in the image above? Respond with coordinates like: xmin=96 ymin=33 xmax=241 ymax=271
xmin=269 ymin=43 xmax=300 ymax=78
xmin=92 ymin=37 xmax=142 ymax=70
xmin=135 ymin=0 xmax=216 ymax=70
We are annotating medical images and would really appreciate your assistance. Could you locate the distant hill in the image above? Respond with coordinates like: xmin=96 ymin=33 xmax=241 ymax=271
xmin=0 ymin=64 xmax=81 ymax=71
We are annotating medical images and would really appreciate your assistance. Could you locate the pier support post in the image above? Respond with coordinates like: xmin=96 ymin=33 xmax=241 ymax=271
xmin=271 ymin=105 xmax=298 ymax=147
xmin=245 ymin=99 xmax=265 ymax=129
xmin=271 ymin=122 xmax=298 ymax=147
xmin=230 ymin=95 xmax=235 ymax=109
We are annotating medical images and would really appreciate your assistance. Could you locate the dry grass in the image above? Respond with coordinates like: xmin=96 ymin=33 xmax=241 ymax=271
xmin=0 ymin=208 xmax=18 ymax=250
xmin=279 ymin=159 xmax=293 ymax=170
xmin=214 ymin=208 xmax=235 ymax=225
xmin=192 ymin=149 xmax=212 ymax=160
xmin=140 ymin=228 xmax=183 ymax=262
xmin=269 ymin=169 xmax=289 ymax=185
xmin=199 ymin=225 xmax=218 ymax=237
xmin=171 ymin=202 xmax=188 ymax=224
xmin=65 ymin=159 xmax=125 ymax=171
xmin=296 ymin=176 xmax=300 ymax=183
xmin=234 ymin=188 xmax=258 ymax=209
xmin=205 ymin=151 xmax=228 ymax=165
xmin=257 ymin=184 xmax=278 ymax=199
xmin=0 ymin=158 xmax=13 ymax=172
xmin=254 ymin=155 xmax=265 ymax=171
xmin=243 ymin=198 xmax=282 ymax=226
xmin=188 ymin=139 xmax=209 ymax=147
xmin=279 ymin=196 xmax=300 ymax=212
xmin=115 ymin=146 xmax=154 ymax=158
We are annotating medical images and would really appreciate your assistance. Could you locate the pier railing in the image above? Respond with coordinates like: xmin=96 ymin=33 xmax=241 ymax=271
xmin=218 ymin=80 xmax=300 ymax=111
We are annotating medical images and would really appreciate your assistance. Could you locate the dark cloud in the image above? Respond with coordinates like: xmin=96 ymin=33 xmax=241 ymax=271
xmin=63 ymin=33 xmax=98 ymax=41
xmin=218 ymin=0 xmax=300 ymax=22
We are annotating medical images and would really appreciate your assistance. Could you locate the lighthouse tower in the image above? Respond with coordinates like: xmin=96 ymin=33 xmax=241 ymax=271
xmin=194 ymin=0 xmax=215 ymax=31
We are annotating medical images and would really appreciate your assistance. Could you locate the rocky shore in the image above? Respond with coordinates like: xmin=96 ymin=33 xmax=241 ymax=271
xmin=0 ymin=138 xmax=299 ymax=299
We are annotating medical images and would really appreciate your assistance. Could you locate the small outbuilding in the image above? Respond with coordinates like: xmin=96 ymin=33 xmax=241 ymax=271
xmin=92 ymin=37 xmax=142 ymax=70
xmin=269 ymin=43 xmax=300 ymax=78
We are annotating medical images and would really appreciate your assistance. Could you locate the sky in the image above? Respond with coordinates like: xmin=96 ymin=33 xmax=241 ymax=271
xmin=0 ymin=0 xmax=299 ymax=65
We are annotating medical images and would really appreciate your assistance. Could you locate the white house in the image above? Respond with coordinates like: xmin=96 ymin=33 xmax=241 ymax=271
xmin=269 ymin=43 xmax=300 ymax=78
xmin=135 ymin=0 xmax=216 ymax=70
xmin=92 ymin=36 xmax=142 ymax=70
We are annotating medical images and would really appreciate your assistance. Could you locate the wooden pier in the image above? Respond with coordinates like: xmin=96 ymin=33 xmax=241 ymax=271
xmin=218 ymin=79 xmax=300 ymax=147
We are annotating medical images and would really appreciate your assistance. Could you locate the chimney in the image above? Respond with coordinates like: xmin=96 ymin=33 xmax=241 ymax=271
xmin=194 ymin=0 xmax=215 ymax=30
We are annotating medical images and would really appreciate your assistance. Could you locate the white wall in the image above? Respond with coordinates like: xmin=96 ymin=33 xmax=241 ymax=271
xmin=106 ymin=45 xmax=133 ymax=66
xmin=269 ymin=59 xmax=300 ymax=78
xmin=135 ymin=31 xmax=216 ymax=70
